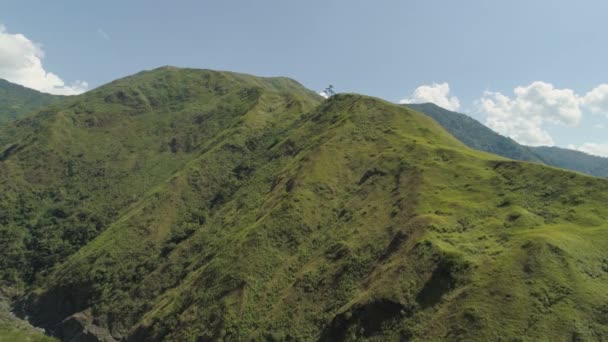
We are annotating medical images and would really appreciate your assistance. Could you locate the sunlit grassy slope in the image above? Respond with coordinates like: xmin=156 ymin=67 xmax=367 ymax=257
xmin=0 ymin=326 xmax=57 ymax=342
xmin=1 ymin=68 xmax=607 ymax=341
xmin=0 ymin=322 xmax=58 ymax=342
xmin=0 ymin=67 xmax=321 ymax=285
xmin=0 ymin=293 xmax=57 ymax=342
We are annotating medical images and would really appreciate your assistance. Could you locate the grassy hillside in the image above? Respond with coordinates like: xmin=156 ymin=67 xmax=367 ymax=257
xmin=0 ymin=79 xmax=62 ymax=123
xmin=0 ymin=67 xmax=321 ymax=286
xmin=1 ymin=69 xmax=607 ymax=341
xmin=406 ymin=102 xmax=608 ymax=178
xmin=0 ymin=324 xmax=57 ymax=342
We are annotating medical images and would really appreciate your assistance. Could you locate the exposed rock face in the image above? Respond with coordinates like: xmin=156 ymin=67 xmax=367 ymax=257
xmin=321 ymin=299 xmax=411 ymax=341
xmin=1 ymin=289 xmax=54 ymax=340
xmin=54 ymin=310 xmax=115 ymax=342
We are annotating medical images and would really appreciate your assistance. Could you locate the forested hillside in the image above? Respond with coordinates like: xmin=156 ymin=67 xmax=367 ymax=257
xmin=0 ymin=79 xmax=62 ymax=123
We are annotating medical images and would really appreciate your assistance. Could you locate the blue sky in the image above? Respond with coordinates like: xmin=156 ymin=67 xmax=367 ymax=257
xmin=1 ymin=0 xmax=608 ymax=155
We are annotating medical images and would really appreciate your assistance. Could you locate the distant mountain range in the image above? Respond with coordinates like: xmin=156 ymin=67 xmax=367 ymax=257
xmin=406 ymin=102 xmax=608 ymax=178
xmin=0 ymin=79 xmax=63 ymax=123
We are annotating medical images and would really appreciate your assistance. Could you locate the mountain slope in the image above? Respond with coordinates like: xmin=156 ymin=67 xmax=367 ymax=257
xmin=0 ymin=79 xmax=63 ymax=123
xmin=1 ymin=69 xmax=607 ymax=341
xmin=0 ymin=67 xmax=321 ymax=286
xmin=404 ymin=103 xmax=542 ymax=163
xmin=530 ymin=146 xmax=608 ymax=178
xmin=405 ymin=102 xmax=608 ymax=178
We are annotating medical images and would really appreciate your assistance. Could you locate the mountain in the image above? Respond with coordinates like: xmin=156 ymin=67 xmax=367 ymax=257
xmin=404 ymin=103 xmax=543 ymax=163
xmin=1 ymin=68 xmax=608 ymax=341
xmin=529 ymin=146 xmax=608 ymax=178
xmin=405 ymin=102 xmax=608 ymax=178
xmin=0 ymin=79 xmax=63 ymax=123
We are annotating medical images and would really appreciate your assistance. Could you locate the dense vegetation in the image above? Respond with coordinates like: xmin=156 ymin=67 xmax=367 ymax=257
xmin=406 ymin=102 xmax=608 ymax=178
xmin=0 ymin=79 xmax=62 ymax=123
xmin=0 ymin=68 xmax=607 ymax=341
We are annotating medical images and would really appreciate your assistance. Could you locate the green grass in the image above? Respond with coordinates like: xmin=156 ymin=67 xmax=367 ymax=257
xmin=0 ymin=294 xmax=57 ymax=342
xmin=0 ymin=68 xmax=607 ymax=341
xmin=0 ymin=324 xmax=57 ymax=342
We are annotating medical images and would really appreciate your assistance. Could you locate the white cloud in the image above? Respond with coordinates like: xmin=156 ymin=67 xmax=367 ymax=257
xmin=399 ymin=82 xmax=460 ymax=111
xmin=567 ymin=143 xmax=608 ymax=158
xmin=318 ymin=91 xmax=329 ymax=99
xmin=0 ymin=24 xmax=87 ymax=95
xmin=97 ymin=28 xmax=110 ymax=40
xmin=476 ymin=81 xmax=608 ymax=147
xmin=476 ymin=82 xmax=584 ymax=146
xmin=581 ymin=84 xmax=608 ymax=116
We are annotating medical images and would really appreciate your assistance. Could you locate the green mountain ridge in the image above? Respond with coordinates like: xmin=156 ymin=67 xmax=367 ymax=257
xmin=0 ymin=79 xmax=63 ymax=123
xmin=0 ymin=68 xmax=607 ymax=341
xmin=405 ymin=102 xmax=608 ymax=178
xmin=529 ymin=145 xmax=608 ymax=178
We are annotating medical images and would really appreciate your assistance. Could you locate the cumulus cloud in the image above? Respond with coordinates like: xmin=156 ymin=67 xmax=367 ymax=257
xmin=318 ymin=91 xmax=329 ymax=99
xmin=477 ymin=82 xmax=584 ymax=146
xmin=581 ymin=84 xmax=608 ymax=116
xmin=0 ymin=24 xmax=87 ymax=95
xmin=399 ymin=82 xmax=460 ymax=111
xmin=476 ymin=81 xmax=608 ymax=146
xmin=567 ymin=143 xmax=608 ymax=158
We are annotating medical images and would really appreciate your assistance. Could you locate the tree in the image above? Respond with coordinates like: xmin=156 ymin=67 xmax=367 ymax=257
xmin=324 ymin=85 xmax=336 ymax=97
